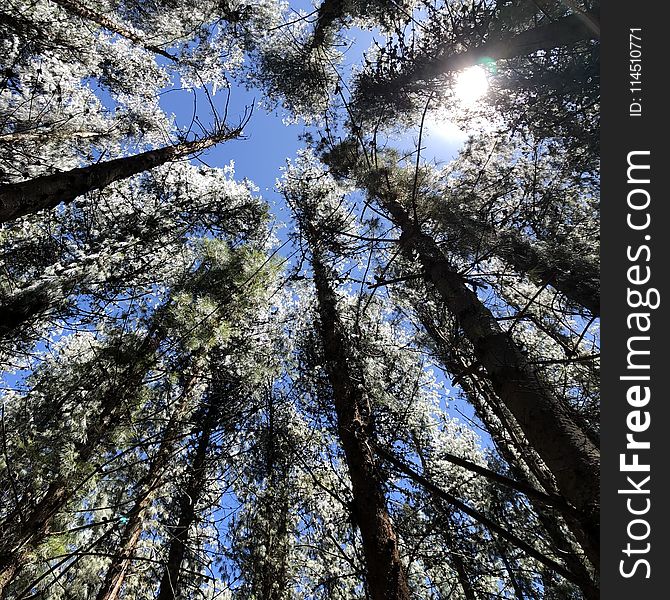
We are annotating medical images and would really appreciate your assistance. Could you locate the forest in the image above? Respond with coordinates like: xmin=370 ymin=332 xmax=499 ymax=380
xmin=0 ymin=1 xmax=600 ymax=599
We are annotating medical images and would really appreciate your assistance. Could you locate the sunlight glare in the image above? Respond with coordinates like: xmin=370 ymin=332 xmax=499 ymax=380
xmin=454 ymin=66 xmax=489 ymax=105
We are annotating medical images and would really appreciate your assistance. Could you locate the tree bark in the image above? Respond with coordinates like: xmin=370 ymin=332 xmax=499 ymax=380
xmin=375 ymin=192 xmax=600 ymax=562
xmin=309 ymin=245 xmax=410 ymax=600
xmin=0 ymin=130 xmax=238 ymax=224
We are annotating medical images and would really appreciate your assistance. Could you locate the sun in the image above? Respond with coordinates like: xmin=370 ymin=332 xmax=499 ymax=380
xmin=453 ymin=66 xmax=489 ymax=105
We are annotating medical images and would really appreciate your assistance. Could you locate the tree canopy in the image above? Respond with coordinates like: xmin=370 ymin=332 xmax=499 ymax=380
xmin=1 ymin=1 xmax=599 ymax=599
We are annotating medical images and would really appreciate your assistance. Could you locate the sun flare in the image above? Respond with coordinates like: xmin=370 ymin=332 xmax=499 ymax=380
xmin=454 ymin=66 xmax=489 ymax=105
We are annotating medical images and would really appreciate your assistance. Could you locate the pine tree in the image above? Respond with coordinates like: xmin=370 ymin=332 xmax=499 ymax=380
xmin=321 ymin=141 xmax=600 ymax=568
xmin=0 ymin=127 xmax=242 ymax=224
xmin=282 ymin=153 xmax=411 ymax=600
xmin=1 ymin=1 xmax=600 ymax=598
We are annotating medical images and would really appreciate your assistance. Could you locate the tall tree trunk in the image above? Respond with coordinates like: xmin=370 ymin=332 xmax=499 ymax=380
xmin=50 ymin=0 xmax=177 ymax=60
xmin=0 ymin=336 xmax=158 ymax=596
xmin=373 ymin=191 xmax=600 ymax=563
xmin=0 ymin=129 xmax=238 ymax=223
xmin=415 ymin=311 xmax=598 ymax=597
xmin=156 ymin=411 xmax=215 ymax=600
xmin=309 ymin=244 xmax=410 ymax=600
xmin=95 ymin=366 xmax=201 ymax=600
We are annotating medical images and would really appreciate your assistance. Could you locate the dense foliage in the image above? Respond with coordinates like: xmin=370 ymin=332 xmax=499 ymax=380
xmin=1 ymin=1 xmax=599 ymax=599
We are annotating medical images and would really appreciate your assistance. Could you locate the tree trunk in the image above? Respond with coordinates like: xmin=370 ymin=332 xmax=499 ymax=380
xmin=156 ymin=412 xmax=214 ymax=600
xmin=309 ymin=247 xmax=410 ymax=600
xmin=377 ymin=193 xmax=600 ymax=562
xmin=51 ymin=0 xmax=177 ymax=60
xmin=0 ymin=130 xmax=237 ymax=223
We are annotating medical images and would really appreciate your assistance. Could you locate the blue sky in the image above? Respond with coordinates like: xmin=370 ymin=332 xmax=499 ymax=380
xmin=154 ymin=10 xmax=467 ymax=236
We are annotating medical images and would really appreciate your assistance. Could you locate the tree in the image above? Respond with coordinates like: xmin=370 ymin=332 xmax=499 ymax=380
xmin=282 ymin=153 xmax=411 ymax=600
xmin=227 ymin=389 xmax=298 ymax=600
xmin=0 ymin=125 xmax=244 ymax=224
xmin=1 ymin=1 xmax=600 ymax=598
xmin=321 ymin=140 xmax=599 ymax=568
xmin=92 ymin=359 xmax=206 ymax=600
xmin=0 ymin=327 xmax=161 ymax=594
xmin=326 ymin=139 xmax=599 ymax=315
xmin=0 ymin=239 xmax=277 ymax=597
xmin=349 ymin=1 xmax=599 ymax=171
xmin=0 ymin=160 xmax=265 ymax=355
xmin=356 ymin=10 xmax=599 ymax=95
